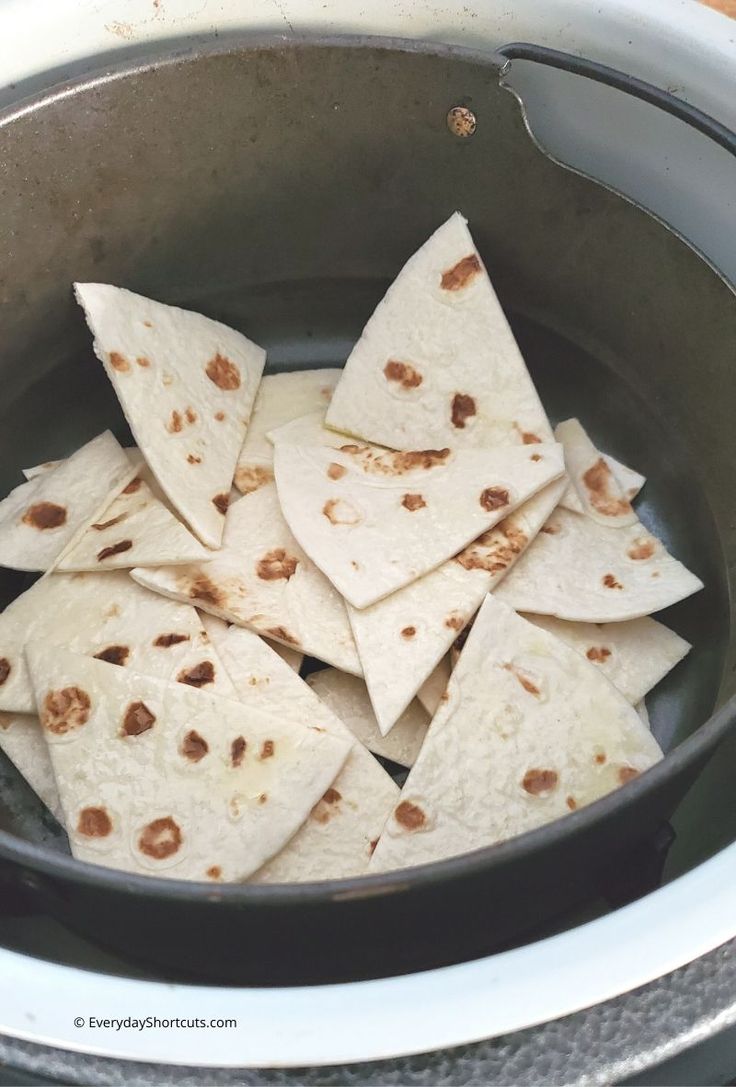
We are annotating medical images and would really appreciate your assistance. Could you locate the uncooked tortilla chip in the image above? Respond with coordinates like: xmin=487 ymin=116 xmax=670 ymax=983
xmin=0 ymin=712 xmax=63 ymax=819
xmin=0 ymin=431 xmax=135 ymax=572
xmin=306 ymin=667 xmax=429 ymax=768
xmin=274 ymin=440 xmax=564 ymax=608
xmin=200 ymin=615 xmax=399 ymax=881
xmin=0 ymin=571 xmax=236 ymax=715
xmin=27 ymin=643 xmax=350 ymax=881
xmin=560 ymin=451 xmax=645 ymax=515
xmin=555 ymin=419 xmax=637 ymax=527
xmin=522 ymin=614 xmax=690 ymax=705
xmin=370 ymin=595 xmax=663 ymax=872
xmin=234 ymin=369 xmax=341 ymax=494
xmin=74 ymin=283 xmax=266 ymax=548
xmin=325 ymin=212 xmax=553 ymax=450
xmin=130 ymin=483 xmax=362 ymax=674
xmin=494 ymin=508 xmax=703 ymax=621
xmin=416 ymin=656 xmax=452 ymax=717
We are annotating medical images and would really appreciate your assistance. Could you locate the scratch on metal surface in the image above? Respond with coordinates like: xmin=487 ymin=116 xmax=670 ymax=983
xmin=270 ymin=0 xmax=295 ymax=33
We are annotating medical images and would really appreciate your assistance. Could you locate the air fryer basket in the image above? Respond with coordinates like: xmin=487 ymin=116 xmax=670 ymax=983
xmin=0 ymin=37 xmax=735 ymax=985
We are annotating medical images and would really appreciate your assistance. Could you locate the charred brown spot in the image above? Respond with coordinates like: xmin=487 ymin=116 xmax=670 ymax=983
xmin=619 ymin=766 xmax=640 ymax=784
xmin=594 ymin=752 xmax=607 ymax=765
xmin=42 ymin=687 xmax=91 ymax=734
xmin=123 ymin=477 xmax=142 ymax=495
xmin=214 ymin=411 xmax=225 ymax=422
xmin=383 ymin=360 xmax=423 ymax=389
xmin=444 ymin=614 xmax=464 ymax=631
xmin=602 ymin=573 xmax=623 ymax=590
xmin=92 ymin=513 xmax=127 ymax=531
xmin=206 ymin=353 xmax=241 ymax=390
xmin=522 ymin=769 xmax=558 ymax=795
xmin=541 ymin=523 xmax=558 ymax=535
xmin=212 ymin=493 xmax=229 ymax=515
xmin=583 ymin=458 xmax=633 ymax=518
xmin=235 ymin=464 xmax=273 ymax=494
xmin=181 ymin=729 xmax=209 ymax=762
xmin=395 ymin=800 xmax=427 ymax=830
xmin=167 ymin=410 xmax=183 ymax=434
xmin=628 ymin=538 xmax=656 ymax=561
xmin=340 ymin=444 xmax=366 ymax=454
xmin=391 ymin=449 xmax=449 ymax=472
xmin=154 ymin=632 xmax=190 ymax=648
xmin=503 ymin=663 xmax=541 ymax=697
xmin=206 ymin=865 xmax=222 ymax=880
xmin=259 ymin=793 xmax=268 ymax=804
xmin=121 ymin=701 xmax=156 ymax=737
xmin=566 ymin=796 xmax=578 ymax=811
xmin=109 ymin=351 xmax=130 ymax=372
xmin=401 ymin=626 xmax=417 ymax=639
xmin=323 ymin=787 xmax=342 ymax=804
xmin=185 ymin=407 xmax=197 ymax=424
xmin=256 ymin=547 xmax=299 ymax=581
xmin=531 ymin=453 xmax=542 ymax=462
xmin=522 ymin=431 xmax=541 ymax=445
xmin=177 ymin=661 xmax=215 ymax=688
xmin=455 ymin=520 xmax=527 ymax=574
xmin=480 ymin=487 xmax=510 ymax=512
xmin=93 ymin=645 xmax=129 ymax=666
xmin=138 ymin=816 xmax=182 ymax=860
xmin=77 ymin=806 xmax=112 ymax=838
xmin=143 ymin=321 xmax=153 ymax=328
xmin=327 ymin=462 xmax=346 ymax=480
xmin=231 ymin=736 xmax=246 ymax=767
xmin=440 ymin=253 xmax=481 ymax=291
xmin=189 ymin=575 xmax=224 ymax=607
xmin=451 ymin=393 xmax=477 ymax=429
xmin=322 ymin=498 xmax=362 ymax=525
xmin=187 ymin=453 xmax=202 ymax=465
xmin=97 ymin=539 xmax=133 ymax=561
xmin=136 ymin=356 xmax=150 ymax=368
xmin=265 ymin=626 xmax=299 ymax=646
xmin=586 ymin=646 xmax=612 ymax=663
xmin=401 ymin=493 xmax=426 ymax=512
xmin=260 ymin=739 xmax=275 ymax=759
xmin=22 ymin=502 xmax=67 ymax=530
xmin=0 ymin=659 xmax=10 ymax=686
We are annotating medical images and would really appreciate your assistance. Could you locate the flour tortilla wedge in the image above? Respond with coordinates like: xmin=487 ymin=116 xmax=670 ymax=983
xmin=522 ymin=614 xmax=690 ymax=705
xmin=130 ymin=483 xmax=361 ymax=674
xmin=416 ymin=656 xmax=452 ymax=717
xmin=560 ymin=451 xmax=645 ymax=514
xmin=27 ymin=643 xmax=349 ymax=881
xmin=494 ymin=508 xmax=703 ymax=621
xmin=0 ymin=712 xmax=63 ymax=820
xmin=370 ymin=595 xmax=663 ymax=872
xmin=325 ymin=212 xmax=553 ymax=450
xmin=74 ymin=283 xmax=266 ymax=548
xmin=0 ymin=571 xmax=237 ymax=715
xmin=234 ymin=369 xmax=341 ymax=495
xmin=0 ymin=431 xmax=135 ymax=572
xmin=200 ymin=615 xmax=399 ymax=881
xmin=274 ymin=440 xmax=565 ymax=608
xmin=555 ymin=419 xmax=637 ymax=527
xmin=306 ymin=668 xmax=429 ymax=768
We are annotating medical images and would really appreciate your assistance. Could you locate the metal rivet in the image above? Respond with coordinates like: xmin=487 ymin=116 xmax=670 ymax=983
xmin=447 ymin=106 xmax=476 ymax=138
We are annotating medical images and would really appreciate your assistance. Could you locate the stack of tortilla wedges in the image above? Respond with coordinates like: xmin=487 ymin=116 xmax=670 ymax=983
xmin=0 ymin=214 xmax=702 ymax=883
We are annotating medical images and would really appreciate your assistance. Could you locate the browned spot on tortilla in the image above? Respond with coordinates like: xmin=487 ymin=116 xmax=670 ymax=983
xmin=206 ymin=865 xmax=222 ymax=880
xmin=214 ymin=411 xmax=225 ymax=422
xmin=258 ymin=793 xmax=268 ymax=804
xmin=480 ymin=487 xmax=510 ymax=512
xmin=340 ymin=444 xmax=366 ymax=454
xmin=92 ymin=513 xmax=126 ymax=531
xmin=42 ymin=687 xmax=91 ymax=734
xmin=121 ymin=701 xmax=156 ymax=737
xmin=455 ymin=520 xmax=527 ymax=574
xmin=22 ymin=502 xmax=67 ymax=530
xmin=265 ymin=626 xmax=299 ymax=646
xmin=503 ymin=663 xmax=541 ymax=697
xmin=327 ymin=462 xmax=346 ymax=480
xmin=212 ymin=492 xmax=229 ymax=515
xmin=628 ymin=538 xmax=656 ymax=561
xmin=583 ymin=458 xmax=633 ymax=518
xmin=138 ymin=816 xmax=182 ymax=859
xmin=154 ymin=632 xmax=190 ymax=648
xmin=177 ymin=661 xmax=215 ymax=688
xmin=260 ymin=739 xmax=275 ymax=759
xmin=383 ymin=360 xmax=422 ymax=389
xmin=566 ymin=796 xmax=577 ymax=811
xmin=109 ymin=351 xmax=130 ymax=372
xmin=451 ymin=393 xmax=476 ymax=429
xmin=401 ymin=626 xmax=417 ymax=639
xmin=322 ymin=498 xmax=362 ymax=525
xmin=0 ymin=659 xmax=11 ymax=686
xmin=235 ymin=464 xmax=273 ymax=494
xmin=402 ymin=493 xmax=426 ymax=512
xmin=323 ymin=787 xmax=342 ymax=804
xmin=256 ymin=548 xmax=299 ymax=581
xmin=77 ymin=807 xmax=112 ymax=837
xmin=444 ymin=614 xmax=464 ymax=631
xmin=440 ymin=253 xmax=481 ymax=290
xmin=586 ymin=646 xmax=611 ymax=663
xmin=522 ymin=768 xmax=558 ymax=795
xmin=231 ymin=736 xmax=246 ymax=767
xmin=187 ymin=453 xmax=202 ymax=465
xmin=395 ymin=800 xmax=427 ymax=830
xmin=136 ymin=356 xmax=150 ymax=368
xmin=351 ymin=560 xmax=359 ymax=570
xmin=181 ymin=729 xmax=209 ymax=762
xmin=369 ymin=838 xmax=379 ymax=856
xmin=185 ymin=407 xmax=197 ymax=424
xmin=93 ymin=645 xmax=129 ymax=666
xmin=205 ymin=354 xmax=241 ymax=390
xmin=541 ymin=523 xmax=558 ymax=534
xmin=594 ymin=752 xmax=607 ymax=765
xmin=531 ymin=453 xmax=542 ymax=462
xmin=97 ymin=539 xmax=133 ymax=561
xmin=167 ymin=410 xmax=183 ymax=433
xmin=619 ymin=766 xmax=639 ymax=784
xmin=143 ymin=320 xmax=153 ymax=328
xmin=651 ymin=571 xmax=660 ymax=578
xmin=602 ymin=573 xmax=623 ymax=589
xmin=391 ymin=449 xmax=449 ymax=472
xmin=123 ymin=477 xmax=142 ymax=494
xmin=522 ymin=431 xmax=541 ymax=444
